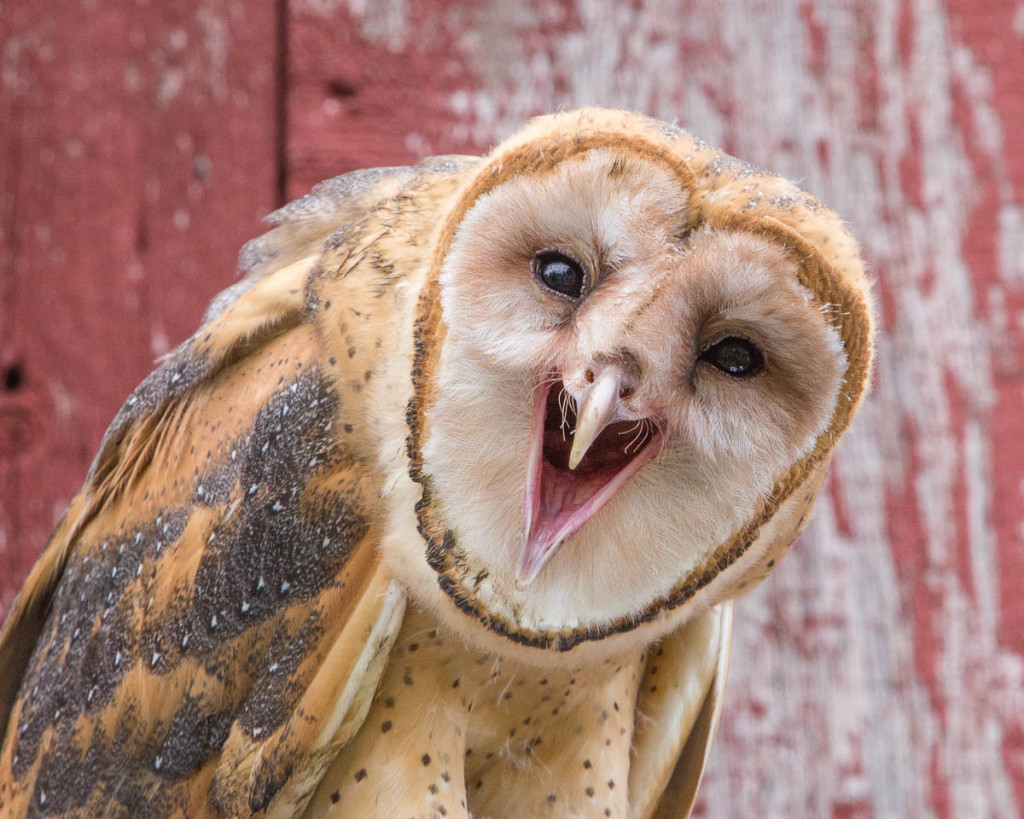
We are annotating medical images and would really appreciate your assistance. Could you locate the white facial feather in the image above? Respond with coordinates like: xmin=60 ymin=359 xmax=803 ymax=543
xmin=420 ymin=149 xmax=846 ymax=640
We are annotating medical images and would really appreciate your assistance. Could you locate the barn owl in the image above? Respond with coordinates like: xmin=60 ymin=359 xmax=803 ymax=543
xmin=0 ymin=108 xmax=873 ymax=818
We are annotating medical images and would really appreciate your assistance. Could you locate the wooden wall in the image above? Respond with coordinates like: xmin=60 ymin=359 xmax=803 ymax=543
xmin=2 ymin=1 xmax=1022 ymax=815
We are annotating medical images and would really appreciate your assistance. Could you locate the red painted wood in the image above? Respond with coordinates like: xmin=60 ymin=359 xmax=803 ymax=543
xmin=0 ymin=1 xmax=278 ymax=611
xmin=286 ymin=0 xmax=485 ymax=196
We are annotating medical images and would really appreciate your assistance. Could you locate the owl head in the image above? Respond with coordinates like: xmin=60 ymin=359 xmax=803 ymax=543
xmin=400 ymin=109 xmax=872 ymax=658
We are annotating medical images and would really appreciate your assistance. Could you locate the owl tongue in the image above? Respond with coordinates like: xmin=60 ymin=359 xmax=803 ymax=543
xmin=519 ymin=380 xmax=660 ymax=585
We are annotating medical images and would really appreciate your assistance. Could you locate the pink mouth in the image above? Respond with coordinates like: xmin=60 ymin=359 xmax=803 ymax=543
xmin=520 ymin=380 xmax=662 ymax=584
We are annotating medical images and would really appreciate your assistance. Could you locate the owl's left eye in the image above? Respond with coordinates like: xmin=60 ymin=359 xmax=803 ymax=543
xmin=532 ymin=251 xmax=587 ymax=300
xmin=699 ymin=336 xmax=765 ymax=377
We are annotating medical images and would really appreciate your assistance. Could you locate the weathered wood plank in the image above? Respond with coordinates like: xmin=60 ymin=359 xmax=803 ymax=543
xmin=286 ymin=0 xmax=482 ymax=196
xmin=0 ymin=1 xmax=279 ymax=612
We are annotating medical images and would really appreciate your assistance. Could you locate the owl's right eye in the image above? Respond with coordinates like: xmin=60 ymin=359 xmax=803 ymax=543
xmin=532 ymin=251 xmax=587 ymax=300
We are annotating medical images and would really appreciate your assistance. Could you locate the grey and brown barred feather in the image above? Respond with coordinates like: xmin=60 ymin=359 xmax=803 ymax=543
xmin=0 ymin=158 xmax=466 ymax=816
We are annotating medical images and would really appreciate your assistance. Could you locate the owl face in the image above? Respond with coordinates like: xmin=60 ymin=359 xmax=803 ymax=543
xmin=422 ymin=149 xmax=846 ymax=637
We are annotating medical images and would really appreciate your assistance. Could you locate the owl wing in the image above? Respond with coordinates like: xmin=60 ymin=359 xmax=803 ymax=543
xmin=0 ymin=162 xmax=480 ymax=817
xmin=629 ymin=602 xmax=733 ymax=819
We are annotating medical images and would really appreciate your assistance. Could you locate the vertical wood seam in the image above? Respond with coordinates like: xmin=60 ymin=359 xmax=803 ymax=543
xmin=274 ymin=0 xmax=290 ymax=207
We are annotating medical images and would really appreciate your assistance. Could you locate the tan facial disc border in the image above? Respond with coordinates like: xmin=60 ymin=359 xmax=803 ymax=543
xmin=406 ymin=128 xmax=872 ymax=651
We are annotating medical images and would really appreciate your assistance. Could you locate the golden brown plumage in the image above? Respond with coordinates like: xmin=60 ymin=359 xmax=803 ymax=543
xmin=0 ymin=109 xmax=872 ymax=818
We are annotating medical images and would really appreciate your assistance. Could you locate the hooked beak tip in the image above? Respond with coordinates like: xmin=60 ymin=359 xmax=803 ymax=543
xmin=567 ymin=366 xmax=624 ymax=470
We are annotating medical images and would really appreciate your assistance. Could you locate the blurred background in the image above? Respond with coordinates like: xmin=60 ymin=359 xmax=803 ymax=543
xmin=1 ymin=1 xmax=1022 ymax=815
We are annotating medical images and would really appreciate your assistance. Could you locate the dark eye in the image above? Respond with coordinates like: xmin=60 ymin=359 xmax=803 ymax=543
xmin=532 ymin=251 xmax=587 ymax=300
xmin=700 ymin=336 xmax=765 ymax=377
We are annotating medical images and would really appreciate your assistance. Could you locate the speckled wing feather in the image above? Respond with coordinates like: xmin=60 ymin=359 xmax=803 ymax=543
xmin=0 ymin=159 xmax=476 ymax=817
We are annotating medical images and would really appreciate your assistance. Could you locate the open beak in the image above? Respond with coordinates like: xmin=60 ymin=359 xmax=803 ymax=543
xmin=518 ymin=367 xmax=661 ymax=586
xmin=568 ymin=367 xmax=623 ymax=470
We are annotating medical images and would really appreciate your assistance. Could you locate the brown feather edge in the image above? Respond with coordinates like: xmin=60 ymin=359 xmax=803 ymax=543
xmin=404 ymin=123 xmax=873 ymax=652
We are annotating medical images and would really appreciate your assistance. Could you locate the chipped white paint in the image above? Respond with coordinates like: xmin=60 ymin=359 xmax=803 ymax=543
xmin=196 ymin=3 xmax=229 ymax=100
xmin=299 ymin=0 xmax=410 ymax=51
xmin=150 ymin=326 xmax=170 ymax=358
xmin=427 ymin=0 xmax=1024 ymax=815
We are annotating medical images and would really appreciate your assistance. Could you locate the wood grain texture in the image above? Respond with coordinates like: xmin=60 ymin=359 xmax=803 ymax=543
xmin=0 ymin=0 xmax=278 ymax=614
xmin=2 ymin=1 xmax=1022 ymax=816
